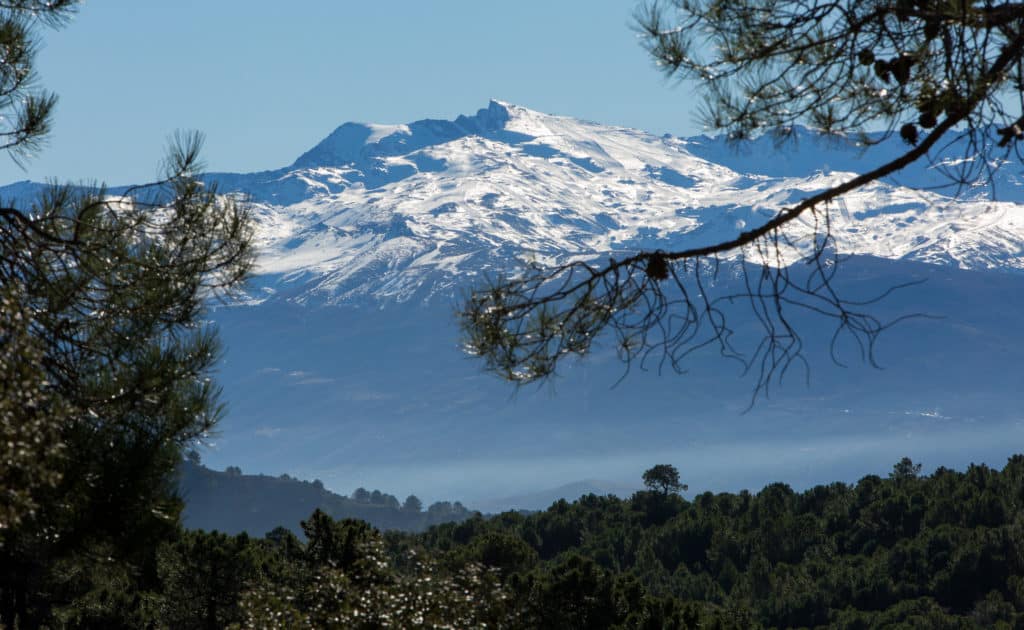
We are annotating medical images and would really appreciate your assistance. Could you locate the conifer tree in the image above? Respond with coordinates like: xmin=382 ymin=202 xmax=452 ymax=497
xmin=0 ymin=2 xmax=255 ymax=624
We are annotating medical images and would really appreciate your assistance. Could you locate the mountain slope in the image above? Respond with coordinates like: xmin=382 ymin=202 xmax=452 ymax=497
xmin=200 ymin=100 xmax=1024 ymax=306
xmin=3 ymin=102 xmax=1023 ymax=504
xmin=5 ymin=101 xmax=1021 ymax=306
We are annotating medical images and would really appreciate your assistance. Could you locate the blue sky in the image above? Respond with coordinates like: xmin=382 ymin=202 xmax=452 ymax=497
xmin=0 ymin=1 xmax=702 ymax=185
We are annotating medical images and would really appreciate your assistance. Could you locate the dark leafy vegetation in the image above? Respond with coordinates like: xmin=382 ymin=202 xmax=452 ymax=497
xmin=10 ymin=456 xmax=1024 ymax=627
xmin=0 ymin=2 xmax=254 ymax=625
xmin=404 ymin=457 xmax=1024 ymax=628
xmin=0 ymin=113 xmax=254 ymax=630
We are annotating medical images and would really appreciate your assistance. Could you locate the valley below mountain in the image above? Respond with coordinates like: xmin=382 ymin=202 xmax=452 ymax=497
xmin=207 ymin=256 xmax=1024 ymax=507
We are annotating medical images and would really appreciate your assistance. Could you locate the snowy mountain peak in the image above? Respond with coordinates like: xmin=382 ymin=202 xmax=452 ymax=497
xmin=4 ymin=102 xmax=1022 ymax=307
xmin=214 ymin=102 xmax=1023 ymax=306
xmin=291 ymin=100 xmax=516 ymax=169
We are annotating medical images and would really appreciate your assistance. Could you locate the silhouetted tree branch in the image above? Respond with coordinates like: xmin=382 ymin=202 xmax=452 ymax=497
xmin=460 ymin=0 xmax=1024 ymax=400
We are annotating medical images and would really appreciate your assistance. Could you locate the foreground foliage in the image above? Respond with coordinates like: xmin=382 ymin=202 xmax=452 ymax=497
xmin=410 ymin=456 xmax=1024 ymax=628
xmin=0 ymin=2 xmax=256 ymax=625
xmin=7 ymin=455 xmax=1021 ymax=628
xmin=0 ymin=140 xmax=254 ymax=626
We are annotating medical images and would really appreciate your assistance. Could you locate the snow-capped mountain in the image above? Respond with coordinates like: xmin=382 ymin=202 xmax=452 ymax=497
xmin=4 ymin=100 xmax=1021 ymax=305
xmin=180 ymin=103 xmax=1024 ymax=503
xmin=201 ymin=100 xmax=1024 ymax=306
xmin=4 ymin=102 xmax=1024 ymax=505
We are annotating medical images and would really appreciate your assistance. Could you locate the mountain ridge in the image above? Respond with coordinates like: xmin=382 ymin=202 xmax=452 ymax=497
xmin=4 ymin=102 xmax=1023 ymax=503
xmin=4 ymin=101 xmax=1022 ymax=308
xmin=223 ymin=101 xmax=1024 ymax=305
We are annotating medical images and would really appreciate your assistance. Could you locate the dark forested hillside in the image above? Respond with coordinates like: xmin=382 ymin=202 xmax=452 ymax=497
xmin=178 ymin=461 xmax=472 ymax=535
xmin=134 ymin=455 xmax=1024 ymax=628
xmin=405 ymin=456 xmax=1024 ymax=628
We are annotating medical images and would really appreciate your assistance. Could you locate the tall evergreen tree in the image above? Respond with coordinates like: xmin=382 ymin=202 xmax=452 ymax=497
xmin=0 ymin=2 xmax=255 ymax=624
xmin=643 ymin=464 xmax=688 ymax=496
